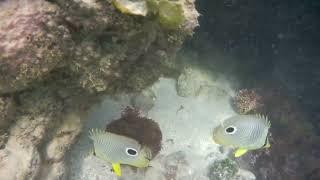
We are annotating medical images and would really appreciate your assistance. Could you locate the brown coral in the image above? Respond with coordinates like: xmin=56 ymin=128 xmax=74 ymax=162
xmin=105 ymin=106 xmax=162 ymax=158
xmin=232 ymin=88 xmax=264 ymax=114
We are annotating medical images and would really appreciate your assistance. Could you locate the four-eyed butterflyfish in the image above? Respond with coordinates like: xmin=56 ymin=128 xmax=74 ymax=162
xmin=89 ymin=129 xmax=152 ymax=176
xmin=212 ymin=114 xmax=271 ymax=157
xmin=88 ymin=110 xmax=271 ymax=176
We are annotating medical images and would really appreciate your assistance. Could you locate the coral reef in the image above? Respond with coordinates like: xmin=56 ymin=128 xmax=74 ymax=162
xmin=0 ymin=0 xmax=198 ymax=178
xmin=0 ymin=0 xmax=72 ymax=94
xmin=1 ymin=0 xmax=199 ymax=94
xmin=106 ymin=107 xmax=162 ymax=157
xmin=232 ymin=89 xmax=264 ymax=114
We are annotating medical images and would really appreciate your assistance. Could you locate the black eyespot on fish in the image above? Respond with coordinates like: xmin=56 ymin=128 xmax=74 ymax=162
xmin=225 ymin=126 xmax=237 ymax=134
xmin=126 ymin=148 xmax=138 ymax=156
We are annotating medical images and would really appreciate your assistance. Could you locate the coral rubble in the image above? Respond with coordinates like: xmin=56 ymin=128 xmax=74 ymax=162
xmin=207 ymin=158 xmax=239 ymax=180
xmin=232 ymin=89 xmax=264 ymax=114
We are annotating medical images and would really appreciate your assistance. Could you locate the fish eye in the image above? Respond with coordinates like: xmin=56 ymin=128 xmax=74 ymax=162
xmin=126 ymin=148 xmax=138 ymax=157
xmin=225 ymin=126 xmax=237 ymax=134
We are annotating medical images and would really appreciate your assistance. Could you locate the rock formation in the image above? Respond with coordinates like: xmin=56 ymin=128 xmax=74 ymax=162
xmin=0 ymin=0 xmax=199 ymax=179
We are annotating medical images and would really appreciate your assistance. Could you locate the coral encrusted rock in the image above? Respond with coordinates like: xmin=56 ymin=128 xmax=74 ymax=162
xmin=0 ymin=0 xmax=72 ymax=94
xmin=0 ymin=0 xmax=199 ymax=179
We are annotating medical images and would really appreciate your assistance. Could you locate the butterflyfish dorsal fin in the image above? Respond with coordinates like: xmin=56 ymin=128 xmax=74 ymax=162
xmin=255 ymin=114 xmax=271 ymax=128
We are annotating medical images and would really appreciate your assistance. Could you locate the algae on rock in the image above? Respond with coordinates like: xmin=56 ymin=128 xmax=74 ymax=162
xmin=112 ymin=0 xmax=148 ymax=16
xmin=111 ymin=0 xmax=197 ymax=31
xmin=0 ymin=0 xmax=72 ymax=94
xmin=158 ymin=0 xmax=185 ymax=29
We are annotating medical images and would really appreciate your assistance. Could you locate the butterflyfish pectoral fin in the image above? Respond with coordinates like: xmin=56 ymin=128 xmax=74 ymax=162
xmin=84 ymin=148 xmax=95 ymax=158
xmin=265 ymin=141 xmax=271 ymax=148
xmin=265 ymin=138 xmax=271 ymax=148
xmin=112 ymin=163 xmax=122 ymax=176
xmin=234 ymin=148 xmax=248 ymax=157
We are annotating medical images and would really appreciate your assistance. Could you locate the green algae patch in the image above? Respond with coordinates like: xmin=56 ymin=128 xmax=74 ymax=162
xmin=111 ymin=0 xmax=186 ymax=30
xmin=112 ymin=0 xmax=148 ymax=16
xmin=158 ymin=0 xmax=185 ymax=29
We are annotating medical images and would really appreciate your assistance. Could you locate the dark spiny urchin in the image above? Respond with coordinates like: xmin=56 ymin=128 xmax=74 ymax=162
xmin=105 ymin=106 xmax=162 ymax=158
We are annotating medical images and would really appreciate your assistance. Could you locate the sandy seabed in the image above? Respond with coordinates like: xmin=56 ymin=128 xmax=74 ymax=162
xmin=68 ymin=75 xmax=255 ymax=180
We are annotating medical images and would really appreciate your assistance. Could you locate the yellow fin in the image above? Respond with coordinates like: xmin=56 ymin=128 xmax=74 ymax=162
xmin=112 ymin=163 xmax=122 ymax=176
xmin=234 ymin=148 xmax=248 ymax=157
xmin=265 ymin=139 xmax=271 ymax=148
xmin=265 ymin=143 xmax=270 ymax=148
